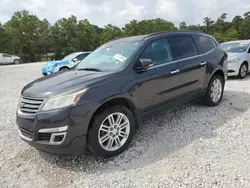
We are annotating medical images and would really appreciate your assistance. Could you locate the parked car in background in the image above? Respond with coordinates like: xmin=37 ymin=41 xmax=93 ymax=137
xmin=0 ymin=53 xmax=21 ymax=65
xmin=42 ymin=51 xmax=92 ymax=75
xmin=17 ymin=31 xmax=227 ymax=157
xmin=221 ymin=40 xmax=250 ymax=78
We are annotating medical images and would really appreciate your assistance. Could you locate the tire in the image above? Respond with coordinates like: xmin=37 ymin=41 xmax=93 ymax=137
xmin=87 ymin=105 xmax=135 ymax=157
xmin=238 ymin=63 xmax=248 ymax=79
xmin=14 ymin=59 xmax=20 ymax=64
xmin=202 ymin=74 xmax=224 ymax=106
xmin=59 ymin=67 xmax=69 ymax=71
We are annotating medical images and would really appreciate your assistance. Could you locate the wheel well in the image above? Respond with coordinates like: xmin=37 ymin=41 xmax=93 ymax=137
xmin=212 ymin=69 xmax=225 ymax=82
xmin=242 ymin=61 xmax=249 ymax=69
xmin=59 ymin=66 xmax=69 ymax=70
xmin=89 ymin=98 xmax=138 ymax=129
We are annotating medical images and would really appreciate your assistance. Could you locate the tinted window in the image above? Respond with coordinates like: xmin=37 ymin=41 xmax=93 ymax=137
xmin=193 ymin=35 xmax=217 ymax=53
xmin=3 ymin=53 xmax=11 ymax=57
xmin=168 ymin=36 xmax=198 ymax=60
xmin=75 ymin=54 xmax=86 ymax=61
xmin=140 ymin=39 xmax=173 ymax=66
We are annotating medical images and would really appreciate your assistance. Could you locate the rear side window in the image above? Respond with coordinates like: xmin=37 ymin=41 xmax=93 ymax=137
xmin=193 ymin=35 xmax=217 ymax=54
xmin=3 ymin=53 xmax=11 ymax=57
xmin=168 ymin=36 xmax=198 ymax=60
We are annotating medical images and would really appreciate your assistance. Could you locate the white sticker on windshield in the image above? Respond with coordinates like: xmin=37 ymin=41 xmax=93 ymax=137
xmin=113 ymin=54 xmax=127 ymax=62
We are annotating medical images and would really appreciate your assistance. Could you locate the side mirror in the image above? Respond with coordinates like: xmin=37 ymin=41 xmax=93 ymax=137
xmin=72 ymin=58 xmax=78 ymax=62
xmin=134 ymin=59 xmax=153 ymax=72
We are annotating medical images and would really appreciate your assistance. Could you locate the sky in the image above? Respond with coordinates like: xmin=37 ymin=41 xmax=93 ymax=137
xmin=0 ymin=0 xmax=250 ymax=27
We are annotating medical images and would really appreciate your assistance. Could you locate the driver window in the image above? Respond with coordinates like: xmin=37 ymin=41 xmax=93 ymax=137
xmin=140 ymin=38 xmax=173 ymax=66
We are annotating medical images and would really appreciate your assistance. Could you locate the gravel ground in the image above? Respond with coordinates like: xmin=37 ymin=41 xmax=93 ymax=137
xmin=1 ymin=63 xmax=250 ymax=188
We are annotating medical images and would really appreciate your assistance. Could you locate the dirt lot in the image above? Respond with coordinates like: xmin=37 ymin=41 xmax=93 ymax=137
xmin=0 ymin=63 xmax=250 ymax=188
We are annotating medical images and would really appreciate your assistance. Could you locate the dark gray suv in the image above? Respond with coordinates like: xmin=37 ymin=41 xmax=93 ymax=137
xmin=16 ymin=31 xmax=228 ymax=157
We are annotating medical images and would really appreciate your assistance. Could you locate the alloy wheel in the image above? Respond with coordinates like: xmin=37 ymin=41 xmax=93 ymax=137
xmin=210 ymin=78 xmax=222 ymax=103
xmin=240 ymin=64 xmax=247 ymax=78
xmin=98 ymin=112 xmax=130 ymax=151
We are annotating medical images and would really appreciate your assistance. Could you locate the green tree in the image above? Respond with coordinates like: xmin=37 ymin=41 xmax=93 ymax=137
xmin=4 ymin=10 xmax=51 ymax=62
xmin=203 ymin=17 xmax=214 ymax=34
xmin=123 ymin=19 xmax=176 ymax=36
xmin=99 ymin=24 xmax=124 ymax=44
xmin=214 ymin=13 xmax=230 ymax=33
xmin=179 ymin=22 xmax=187 ymax=30
xmin=0 ymin=22 xmax=8 ymax=52
xmin=51 ymin=16 xmax=99 ymax=59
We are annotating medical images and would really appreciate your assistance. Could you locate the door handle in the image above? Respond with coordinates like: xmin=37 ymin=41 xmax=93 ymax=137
xmin=200 ymin=61 xmax=207 ymax=66
xmin=171 ymin=69 xmax=180 ymax=74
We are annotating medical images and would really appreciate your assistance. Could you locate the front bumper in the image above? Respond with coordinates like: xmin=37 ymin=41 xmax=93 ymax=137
xmin=227 ymin=62 xmax=241 ymax=76
xmin=16 ymin=104 xmax=95 ymax=156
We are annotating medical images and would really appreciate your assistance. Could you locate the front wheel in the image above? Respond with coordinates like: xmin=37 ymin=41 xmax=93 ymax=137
xmin=14 ymin=59 xmax=20 ymax=64
xmin=202 ymin=74 xmax=224 ymax=106
xmin=87 ymin=105 xmax=135 ymax=157
xmin=238 ymin=63 xmax=248 ymax=79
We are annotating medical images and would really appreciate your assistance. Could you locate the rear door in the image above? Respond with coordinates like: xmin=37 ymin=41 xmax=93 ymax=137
xmin=134 ymin=38 xmax=182 ymax=113
xmin=167 ymin=35 xmax=206 ymax=96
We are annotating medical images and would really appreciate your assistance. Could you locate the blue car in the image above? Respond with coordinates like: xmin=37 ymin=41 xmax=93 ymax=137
xmin=42 ymin=51 xmax=92 ymax=75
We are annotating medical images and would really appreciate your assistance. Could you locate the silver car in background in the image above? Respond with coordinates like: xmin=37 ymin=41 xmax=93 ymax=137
xmin=221 ymin=40 xmax=250 ymax=79
xmin=0 ymin=53 xmax=21 ymax=65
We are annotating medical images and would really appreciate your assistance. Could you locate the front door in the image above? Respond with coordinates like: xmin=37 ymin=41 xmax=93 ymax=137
xmin=2 ymin=53 xmax=12 ymax=64
xmin=134 ymin=38 xmax=182 ymax=113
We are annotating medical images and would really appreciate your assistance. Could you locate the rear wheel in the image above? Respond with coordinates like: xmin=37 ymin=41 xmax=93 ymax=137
xmin=238 ymin=63 xmax=248 ymax=79
xmin=14 ymin=59 xmax=20 ymax=64
xmin=202 ymin=74 xmax=224 ymax=106
xmin=87 ymin=105 xmax=135 ymax=157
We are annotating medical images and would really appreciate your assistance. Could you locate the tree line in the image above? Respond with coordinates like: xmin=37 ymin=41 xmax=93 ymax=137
xmin=0 ymin=10 xmax=250 ymax=62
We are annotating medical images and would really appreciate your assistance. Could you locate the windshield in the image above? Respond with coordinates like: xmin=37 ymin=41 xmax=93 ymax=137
xmin=62 ymin=53 xmax=77 ymax=61
xmin=76 ymin=40 xmax=142 ymax=71
xmin=221 ymin=42 xmax=249 ymax=53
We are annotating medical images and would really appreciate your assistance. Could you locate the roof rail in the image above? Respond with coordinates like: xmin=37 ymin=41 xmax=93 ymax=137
xmin=110 ymin=36 xmax=129 ymax=41
xmin=145 ymin=30 xmax=205 ymax=38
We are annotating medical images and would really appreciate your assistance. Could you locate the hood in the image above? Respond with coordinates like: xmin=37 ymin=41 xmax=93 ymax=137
xmin=22 ymin=70 xmax=113 ymax=98
xmin=227 ymin=52 xmax=245 ymax=60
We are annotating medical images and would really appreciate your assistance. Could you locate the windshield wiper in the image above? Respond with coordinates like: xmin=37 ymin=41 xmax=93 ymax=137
xmin=77 ymin=68 xmax=102 ymax=72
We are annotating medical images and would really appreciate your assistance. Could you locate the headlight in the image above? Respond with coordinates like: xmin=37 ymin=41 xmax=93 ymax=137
xmin=229 ymin=58 xmax=240 ymax=63
xmin=41 ymin=88 xmax=88 ymax=111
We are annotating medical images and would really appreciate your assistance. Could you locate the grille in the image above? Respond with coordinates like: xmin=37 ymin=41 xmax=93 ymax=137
xmin=19 ymin=127 xmax=33 ymax=139
xmin=20 ymin=96 xmax=44 ymax=115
